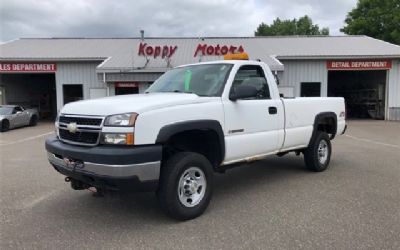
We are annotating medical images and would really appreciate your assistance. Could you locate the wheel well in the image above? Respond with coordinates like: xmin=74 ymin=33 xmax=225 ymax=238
xmin=2 ymin=119 xmax=9 ymax=125
xmin=162 ymin=130 xmax=223 ymax=169
xmin=317 ymin=117 xmax=336 ymax=134
xmin=315 ymin=114 xmax=337 ymax=140
xmin=307 ymin=112 xmax=338 ymax=147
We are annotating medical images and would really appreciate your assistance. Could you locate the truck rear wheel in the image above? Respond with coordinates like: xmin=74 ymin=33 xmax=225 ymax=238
xmin=157 ymin=152 xmax=213 ymax=220
xmin=304 ymin=131 xmax=331 ymax=172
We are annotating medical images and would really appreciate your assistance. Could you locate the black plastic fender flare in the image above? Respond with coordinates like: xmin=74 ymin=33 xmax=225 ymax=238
xmin=308 ymin=112 xmax=337 ymax=146
xmin=156 ymin=119 xmax=225 ymax=161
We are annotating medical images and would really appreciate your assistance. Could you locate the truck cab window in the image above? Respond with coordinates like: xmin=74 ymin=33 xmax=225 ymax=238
xmin=231 ymin=65 xmax=270 ymax=99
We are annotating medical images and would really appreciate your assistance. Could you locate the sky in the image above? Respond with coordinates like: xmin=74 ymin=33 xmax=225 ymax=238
xmin=0 ymin=0 xmax=358 ymax=43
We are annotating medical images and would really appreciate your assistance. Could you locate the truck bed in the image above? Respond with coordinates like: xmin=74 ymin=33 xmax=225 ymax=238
xmin=280 ymin=97 xmax=346 ymax=150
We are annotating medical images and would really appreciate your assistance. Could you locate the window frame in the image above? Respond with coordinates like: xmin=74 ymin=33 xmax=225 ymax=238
xmin=229 ymin=64 xmax=271 ymax=100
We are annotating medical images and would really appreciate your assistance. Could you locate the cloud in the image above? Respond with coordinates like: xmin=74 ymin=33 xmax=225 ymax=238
xmin=0 ymin=0 xmax=357 ymax=42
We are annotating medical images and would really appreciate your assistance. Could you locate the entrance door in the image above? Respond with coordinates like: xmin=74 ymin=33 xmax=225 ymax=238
xmin=63 ymin=84 xmax=83 ymax=105
xmin=115 ymin=87 xmax=138 ymax=95
xmin=115 ymin=82 xmax=139 ymax=95
xmin=223 ymin=65 xmax=280 ymax=163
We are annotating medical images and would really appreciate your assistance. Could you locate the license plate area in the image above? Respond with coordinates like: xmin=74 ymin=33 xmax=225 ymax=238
xmin=63 ymin=157 xmax=84 ymax=170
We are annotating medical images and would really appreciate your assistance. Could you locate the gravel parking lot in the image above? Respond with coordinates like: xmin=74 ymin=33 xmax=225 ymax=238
xmin=1 ymin=120 xmax=399 ymax=249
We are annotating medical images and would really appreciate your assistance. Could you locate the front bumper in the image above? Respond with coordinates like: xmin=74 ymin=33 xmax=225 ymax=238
xmin=45 ymin=135 xmax=162 ymax=191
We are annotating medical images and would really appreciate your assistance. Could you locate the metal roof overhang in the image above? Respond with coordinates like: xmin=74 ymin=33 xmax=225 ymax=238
xmin=96 ymin=67 xmax=169 ymax=73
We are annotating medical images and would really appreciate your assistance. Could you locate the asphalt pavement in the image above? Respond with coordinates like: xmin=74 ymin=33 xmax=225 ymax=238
xmin=1 ymin=120 xmax=399 ymax=249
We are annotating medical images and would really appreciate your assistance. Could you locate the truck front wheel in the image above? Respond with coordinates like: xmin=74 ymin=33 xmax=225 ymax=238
xmin=157 ymin=152 xmax=213 ymax=220
xmin=304 ymin=131 xmax=332 ymax=172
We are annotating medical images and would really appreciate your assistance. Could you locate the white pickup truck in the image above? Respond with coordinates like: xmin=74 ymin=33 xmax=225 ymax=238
xmin=45 ymin=57 xmax=346 ymax=220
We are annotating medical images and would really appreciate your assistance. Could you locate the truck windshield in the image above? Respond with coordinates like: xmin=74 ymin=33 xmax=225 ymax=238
xmin=146 ymin=64 xmax=233 ymax=97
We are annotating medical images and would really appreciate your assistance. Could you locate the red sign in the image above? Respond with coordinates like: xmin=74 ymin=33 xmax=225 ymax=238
xmin=115 ymin=82 xmax=138 ymax=88
xmin=327 ymin=60 xmax=392 ymax=70
xmin=0 ymin=63 xmax=57 ymax=72
xmin=138 ymin=43 xmax=178 ymax=59
xmin=194 ymin=43 xmax=244 ymax=57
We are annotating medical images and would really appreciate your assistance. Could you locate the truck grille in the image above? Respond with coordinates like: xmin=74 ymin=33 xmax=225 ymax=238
xmin=59 ymin=116 xmax=103 ymax=126
xmin=59 ymin=129 xmax=99 ymax=145
xmin=58 ymin=115 xmax=104 ymax=146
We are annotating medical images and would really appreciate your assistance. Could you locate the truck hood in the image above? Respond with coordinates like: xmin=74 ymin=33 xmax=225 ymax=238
xmin=61 ymin=93 xmax=212 ymax=116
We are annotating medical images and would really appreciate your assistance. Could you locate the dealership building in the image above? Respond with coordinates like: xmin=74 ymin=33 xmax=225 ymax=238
xmin=0 ymin=36 xmax=399 ymax=120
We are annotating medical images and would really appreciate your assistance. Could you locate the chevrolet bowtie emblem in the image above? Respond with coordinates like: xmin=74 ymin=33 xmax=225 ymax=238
xmin=67 ymin=122 xmax=78 ymax=133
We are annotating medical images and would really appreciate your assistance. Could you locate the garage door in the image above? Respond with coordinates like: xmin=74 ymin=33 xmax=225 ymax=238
xmin=327 ymin=60 xmax=391 ymax=120
xmin=0 ymin=73 xmax=56 ymax=119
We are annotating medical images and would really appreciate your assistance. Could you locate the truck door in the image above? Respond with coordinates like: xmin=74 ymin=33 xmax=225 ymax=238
xmin=223 ymin=64 xmax=281 ymax=163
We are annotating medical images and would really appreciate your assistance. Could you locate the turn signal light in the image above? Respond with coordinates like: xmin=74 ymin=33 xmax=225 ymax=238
xmin=126 ymin=133 xmax=134 ymax=145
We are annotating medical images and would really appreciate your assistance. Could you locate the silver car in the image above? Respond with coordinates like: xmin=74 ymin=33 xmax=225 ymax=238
xmin=0 ymin=105 xmax=39 ymax=132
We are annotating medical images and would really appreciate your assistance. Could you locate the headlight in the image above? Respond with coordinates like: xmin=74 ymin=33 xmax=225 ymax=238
xmin=101 ymin=133 xmax=134 ymax=145
xmin=104 ymin=113 xmax=138 ymax=127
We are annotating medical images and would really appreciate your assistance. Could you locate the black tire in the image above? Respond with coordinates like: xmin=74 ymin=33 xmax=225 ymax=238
xmin=157 ymin=152 xmax=213 ymax=221
xmin=29 ymin=115 xmax=38 ymax=126
xmin=304 ymin=131 xmax=331 ymax=172
xmin=1 ymin=119 xmax=10 ymax=132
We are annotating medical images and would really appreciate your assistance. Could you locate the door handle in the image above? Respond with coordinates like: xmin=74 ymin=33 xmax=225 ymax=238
xmin=268 ymin=106 xmax=277 ymax=114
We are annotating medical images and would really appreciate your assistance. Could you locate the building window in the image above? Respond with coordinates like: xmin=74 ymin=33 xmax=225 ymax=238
xmin=63 ymin=84 xmax=83 ymax=104
xmin=301 ymin=82 xmax=321 ymax=97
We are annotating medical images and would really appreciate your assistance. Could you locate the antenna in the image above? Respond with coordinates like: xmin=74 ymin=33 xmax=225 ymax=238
xmin=140 ymin=30 xmax=144 ymax=41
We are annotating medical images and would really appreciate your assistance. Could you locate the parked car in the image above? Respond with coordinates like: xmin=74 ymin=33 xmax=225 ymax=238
xmin=45 ymin=55 xmax=346 ymax=220
xmin=0 ymin=105 xmax=39 ymax=132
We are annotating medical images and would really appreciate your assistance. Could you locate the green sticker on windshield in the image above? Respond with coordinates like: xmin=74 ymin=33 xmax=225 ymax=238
xmin=184 ymin=70 xmax=192 ymax=91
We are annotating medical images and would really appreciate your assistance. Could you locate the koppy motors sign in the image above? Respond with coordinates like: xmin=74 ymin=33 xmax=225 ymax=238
xmin=138 ymin=43 xmax=178 ymax=58
xmin=193 ymin=44 xmax=245 ymax=57
xmin=137 ymin=42 xmax=245 ymax=58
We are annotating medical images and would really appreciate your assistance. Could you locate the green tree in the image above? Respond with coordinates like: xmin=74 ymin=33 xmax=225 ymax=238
xmin=341 ymin=0 xmax=400 ymax=45
xmin=255 ymin=16 xmax=329 ymax=36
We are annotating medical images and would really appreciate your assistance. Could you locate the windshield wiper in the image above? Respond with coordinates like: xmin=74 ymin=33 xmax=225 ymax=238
xmin=172 ymin=90 xmax=193 ymax=94
xmin=147 ymin=90 xmax=198 ymax=95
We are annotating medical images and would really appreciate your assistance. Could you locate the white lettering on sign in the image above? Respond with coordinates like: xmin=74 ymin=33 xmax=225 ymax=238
xmin=327 ymin=60 xmax=391 ymax=70
xmin=0 ymin=63 xmax=57 ymax=72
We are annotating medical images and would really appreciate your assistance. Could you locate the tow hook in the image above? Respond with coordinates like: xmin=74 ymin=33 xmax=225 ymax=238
xmin=67 ymin=178 xmax=90 ymax=190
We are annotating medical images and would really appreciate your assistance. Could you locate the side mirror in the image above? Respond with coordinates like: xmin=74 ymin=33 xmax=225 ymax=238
xmin=16 ymin=111 xmax=23 ymax=115
xmin=229 ymin=84 xmax=258 ymax=101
